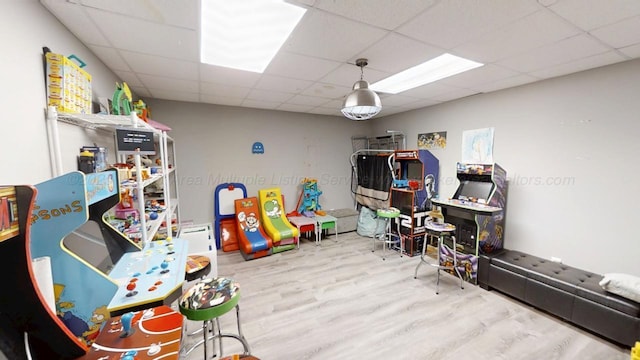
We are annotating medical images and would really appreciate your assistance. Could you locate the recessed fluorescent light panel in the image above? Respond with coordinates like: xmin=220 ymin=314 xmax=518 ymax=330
xmin=200 ymin=0 xmax=306 ymax=73
xmin=371 ymin=53 xmax=484 ymax=94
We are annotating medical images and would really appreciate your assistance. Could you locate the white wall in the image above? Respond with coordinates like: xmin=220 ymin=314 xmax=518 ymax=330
xmin=143 ymin=100 xmax=371 ymax=225
xmin=0 ymin=0 xmax=127 ymax=183
xmin=371 ymin=59 xmax=640 ymax=276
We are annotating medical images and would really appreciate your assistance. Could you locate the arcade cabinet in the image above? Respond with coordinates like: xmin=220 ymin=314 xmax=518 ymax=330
xmin=431 ymin=162 xmax=507 ymax=284
xmin=0 ymin=171 xmax=188 ymax=359
xmin=390 ymin=149 xmax=439 ymax=256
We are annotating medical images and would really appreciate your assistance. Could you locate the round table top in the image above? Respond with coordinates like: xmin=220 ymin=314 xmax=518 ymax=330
xmin=424 ymin=221 xmax=455 ymax=232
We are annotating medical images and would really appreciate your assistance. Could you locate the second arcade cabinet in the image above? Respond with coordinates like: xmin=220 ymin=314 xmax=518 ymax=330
xmin=431 ymin=162 xmax=507 ymax=284
xmin=390 ymin=149 xmax=439 ymax=256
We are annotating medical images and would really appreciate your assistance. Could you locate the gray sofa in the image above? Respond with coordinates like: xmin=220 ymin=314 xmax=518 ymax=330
xmin=479 ymin=249 xmax=640 ymax=347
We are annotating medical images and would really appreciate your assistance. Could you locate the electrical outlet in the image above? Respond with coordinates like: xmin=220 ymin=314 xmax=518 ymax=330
xmin=550 ymin=256 xmax=562 ymax=263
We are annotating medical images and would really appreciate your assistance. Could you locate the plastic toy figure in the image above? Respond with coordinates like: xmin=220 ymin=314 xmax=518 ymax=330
xmin=297 ymin=178 xmax=324 ymax=216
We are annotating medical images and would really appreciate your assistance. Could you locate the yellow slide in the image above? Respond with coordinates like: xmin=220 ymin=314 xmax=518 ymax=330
xmin=258 ymin=188 xmax=299 ymax=251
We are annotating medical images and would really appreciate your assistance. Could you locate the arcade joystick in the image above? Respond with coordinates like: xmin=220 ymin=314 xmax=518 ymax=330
xmin=121 ymin=350 xmax=138 ymax=359
xmin=160 ymin=260 xmax=170 ymax=274
xmin=126 ymin=281 xmax=138 ymax=297
xmin=119 ymin=312 xmax=135 ymax=338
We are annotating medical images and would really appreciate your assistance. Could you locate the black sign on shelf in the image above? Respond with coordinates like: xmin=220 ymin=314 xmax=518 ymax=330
xmin=116 ymin=128 xmax=155 ymax=155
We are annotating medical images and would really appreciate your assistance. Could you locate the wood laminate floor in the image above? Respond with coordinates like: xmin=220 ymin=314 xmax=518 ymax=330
xmin=179 ymin=232 xmax=630 ymax=360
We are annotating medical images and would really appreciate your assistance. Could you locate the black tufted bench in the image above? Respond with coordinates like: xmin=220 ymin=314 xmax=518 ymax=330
xmin=478 ymin=249 xmax=640 ymax=347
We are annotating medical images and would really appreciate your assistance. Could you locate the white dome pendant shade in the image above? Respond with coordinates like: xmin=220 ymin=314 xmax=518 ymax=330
xmin=341 ymin=59 xmax=382 ymax=121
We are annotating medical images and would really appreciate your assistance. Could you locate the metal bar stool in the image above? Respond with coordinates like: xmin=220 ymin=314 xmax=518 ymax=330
xmin=179 ymin=277 xmax=251 ymax=359
xmin=414 ymin=222 xmax=464 ymax=294
xmin=374 ymin=207 xmax=402 ymax=260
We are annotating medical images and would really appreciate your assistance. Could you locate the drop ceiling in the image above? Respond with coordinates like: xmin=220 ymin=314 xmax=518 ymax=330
xmin=41 ymin=0 xmax=640 ymax=118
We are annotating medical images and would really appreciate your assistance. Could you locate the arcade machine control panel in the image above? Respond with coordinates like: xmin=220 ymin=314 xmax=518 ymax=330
xmin=107 ymin=238 xmax=188 ymax=317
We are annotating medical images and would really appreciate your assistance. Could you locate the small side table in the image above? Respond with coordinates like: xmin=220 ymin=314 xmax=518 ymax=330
xmin=314 ymin=215 xmax=338 ymax=245
xmin=414 ymin=222 xmax=464 ymax=294
xmin=287 ymin=216 xmax=317 ymax=248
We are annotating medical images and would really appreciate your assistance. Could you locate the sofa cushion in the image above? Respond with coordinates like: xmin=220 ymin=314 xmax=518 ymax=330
xmin=600 ymin=273 xmax=640 ymax=303
xmin=576 ymin=274 xmax=640 ymax=317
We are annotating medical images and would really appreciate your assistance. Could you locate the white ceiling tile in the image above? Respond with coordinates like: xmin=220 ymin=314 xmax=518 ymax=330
xmin=397 ymin=0 xmax=540 ymax=49
xmin=138 ymin=74 xmax=199 ymax=92
xmin=289 ymin=0 xmax=316 ymax=6
xmin=453 ymin=10 xmax=581 ymax=63
xmin=282 ymin=9 xmax=388 ymax=61
xmin=264 ymin=52 xmax=340 ymax=81
xmin=400 ymin=98 xmax=442 ymax=109
xmin=200 ymin=94 xmax=243 ymax=107
xmin=78 ymin=0 xmax=199 ymax=29
xmin=320 ymin=63 xmax=390 ymax=88
xmin=129 ymin=86 xmax=151 ymax=99
xmin=548 ymin=0 xmax=640 ymax=31
xmin=149 ymin=89 xmax=199 ymax=102
xmin=497 ymin=34 xmax=611 ymax=73
xmin=529 ymin=51 xmax=628 ymax=79
xmin=241 ymin=99 xmax=281 ymax=110
xmin=619 ymin=43 xmax=640 ymax=57
xmin=590 ymin=16 xmax=640 ymax=49
xmin=88 ymin=45 xmax=131 ymax=71
xmin=354 ymin=33 xmax=445 ymax=74
xmin=277 ymin=103 xmax=316 ymax=113
xmin=86 ymin=8 xmax=198 ymax=61
xmin=314 ymin=0 xmax=437 ymax=30
xmin=319 ymin=99 xmax=344 ymax=109
xmin=440 ymin=64 xmax=519 ymax=88
xmin=287 ymin=94 xmax=331 ymax=106
xmin=537 ymin=0 xmax=559 ymax=6
xmin=199 ymin=64 xmax=261 ymax=88
xmin=41 ymin=0 xmax=111 ymax=47
xmin=400 ymin=82 xmax=467 ymax=99
xmin=471 ymin=74 xmax=540 ymax=93
xmin=120 ymin=51 xmax=198 ymax=80
xmin=42 ymin=0 xmax=640 ymax=117
xmin=113 ymin=70 xmax=144 ymax=87
xmin=378 ymin=94 xmax=422 ymax=107
xmin=246 ymin=89 xmax=295 ymax=103
xmin=254 ymin=75 xmax=313 ymax=93
xmin=431 ymin=88 xmax=481 ymax=102
xmin=200 ymin=82 xmax=251 ymax=98
xmin=301 ymin=83 xmax=351 ymax=100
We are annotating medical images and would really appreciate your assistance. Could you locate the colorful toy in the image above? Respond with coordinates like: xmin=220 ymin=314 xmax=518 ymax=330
xmin=111 ymin=82 xmax=133 ymax=115
xmin=133 ymin=99 xmax=149 ymax=122
xmin=295 ymin=178 xmax=325 ymax=217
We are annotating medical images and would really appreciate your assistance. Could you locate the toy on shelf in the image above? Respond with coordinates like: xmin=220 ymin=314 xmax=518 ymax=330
xmin=133 ymin=99 xmax=149 ymax=122
xmin=292 ymin=178 xmax=325 ymax=217
xmin=111 ymin=82 xmax=133 ymax=115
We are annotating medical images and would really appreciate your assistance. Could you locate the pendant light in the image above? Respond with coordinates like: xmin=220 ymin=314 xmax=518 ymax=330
xmin=341 ymin=58 xmax=382 ymax=121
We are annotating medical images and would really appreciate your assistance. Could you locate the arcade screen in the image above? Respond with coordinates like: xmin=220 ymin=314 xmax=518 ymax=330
xmin=457 ymin=180 xmax=493 ymax=201
xmin=64 ymin=221 xmax=121 ymax=275
xmin=405 ymin=161 xmax=423 ymax=181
